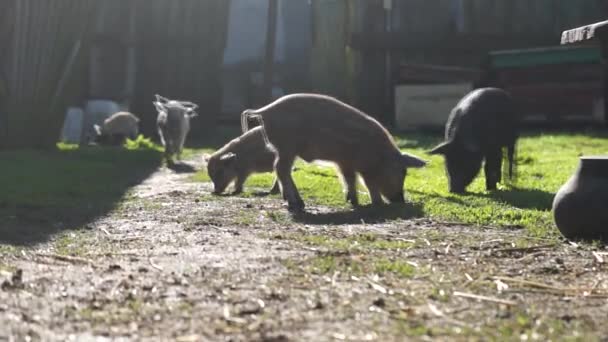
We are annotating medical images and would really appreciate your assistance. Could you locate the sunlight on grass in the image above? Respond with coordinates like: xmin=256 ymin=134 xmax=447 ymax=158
xmin=193 ymin=129 xmax=608 ymax=238
xmin=308 ymin=254 xmax=416 ymax=279
xmin=194 ymin=160 xmax=357 ymax=207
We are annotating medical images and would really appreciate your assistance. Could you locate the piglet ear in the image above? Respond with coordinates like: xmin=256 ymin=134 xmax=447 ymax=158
xmin=155 ymin=94 xmax=169 ymax=103
xmin=220 ymin=152 xmax=236 ymax=163
xmin=153 ymin=101 xmax=165 ymax=113
xmin=93 ymin=124 xmax=102 ymax=136
xmin=401 ymin=153 xmax=427 ymax=168
xmin=427 ymin=141 xmax=451 ymax=155
xmin=186 ymin=108 xmax=198 ymax=118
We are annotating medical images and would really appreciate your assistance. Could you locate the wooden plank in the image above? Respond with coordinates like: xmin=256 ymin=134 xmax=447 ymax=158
xmin=495 ymin=64 xmax=602 ymax=84
xmin=398 ymin=63 xmax=480 ymax=84
xmin=505 ymin=82 xmax=603 ymax=99
xmin=348 ymin=32 xmax=557 ymax=52
xmin=489 ymin=46 xmax=601 ymax=68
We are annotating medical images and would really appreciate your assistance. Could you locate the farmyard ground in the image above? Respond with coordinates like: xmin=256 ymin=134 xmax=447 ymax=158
xmin=1 ymin=130 xmax=608 ymax=341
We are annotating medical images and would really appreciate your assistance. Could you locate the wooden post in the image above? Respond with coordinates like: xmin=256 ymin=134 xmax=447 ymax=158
xmin=593 ymin=29 xmax=608 ymax=126
xmin=601 ymin=38 xmax=608 ymax=125
xmin=561 ymin=20 xmax=608 ymax=126
xmin=124 ymin=0 xmax=137 ymax=110
xmin=262 ymin=0 xmax=278 ymax=104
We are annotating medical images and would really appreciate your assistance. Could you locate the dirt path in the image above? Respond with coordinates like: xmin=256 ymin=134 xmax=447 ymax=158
xmin=2 ymin=156 xmax=608 ymax=341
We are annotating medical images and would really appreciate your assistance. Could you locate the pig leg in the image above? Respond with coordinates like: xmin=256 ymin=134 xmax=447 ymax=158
xmin=361 ymin=173 xmax=384 ymax=206
xmin=233 ymin=175 xmax=246 ymax=195
xmin=506 ymin=142 xmax=515 ymax=179
xmin=275 ymin=153 xmax=304 ymax=211
xmin=176 ymin=142 xmax=183 ymax=160
xmin=176 ymin=131 xmax=186 ymax=161
xmin=158 ymin=128 xmax=167 ymax=148
xmin=484 ymin=149 xmax=502 ymax=191
xmin=164 ymin=138 xmax=175 ymax=164
xmin=369 ymin=189 xmax=383 ymax=205
xmin=338 ymin=166 xmax=358 ymax=207
xmin=269 ymin=177 xmax=281 ymax=195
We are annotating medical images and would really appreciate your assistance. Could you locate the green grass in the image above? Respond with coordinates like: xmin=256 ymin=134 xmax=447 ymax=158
xmin=195 ymin=129 xmax=608 ymax=238
xmin=275 ymin=232 xmax=418 ymax=277
xmin=276 ymin=232 xmax=416 ymax=252
xmin=307 ymin=254 xmax=416 ymax=279
xmin=2 ymin=138 xmax=161 ymax=208
xmin=403 ymin=130 xmax=608 ymax=238
xmin=390 ymin=313 xmax=598 ymax=341
xmin=3 ymin=129 xmax=606 ymax=244
xmin=0 ymin=138 xmax=162 ymax=245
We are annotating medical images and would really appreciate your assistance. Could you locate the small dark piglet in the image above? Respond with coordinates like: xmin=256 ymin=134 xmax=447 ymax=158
xmin=428 ymin=87 xmax=519 ymax=193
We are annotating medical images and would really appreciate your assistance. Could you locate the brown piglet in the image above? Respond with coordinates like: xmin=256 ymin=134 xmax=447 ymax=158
xmin=241 ymin=93 xmax=426 ymax=211
xmin=205 ymin=126 xmax=279 ymax=195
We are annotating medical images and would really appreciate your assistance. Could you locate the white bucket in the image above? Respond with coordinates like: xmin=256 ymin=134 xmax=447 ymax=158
xmin=60 ymin=107 xmax=84 ymax=144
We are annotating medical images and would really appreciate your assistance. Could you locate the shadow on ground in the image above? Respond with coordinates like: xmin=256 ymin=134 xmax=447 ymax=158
xmin=474 ymin=187 xmax=556 ymax=210
xmin=0 ymin=146 xmax=162 ymax=246
xmin=411 ymin=186 xmax=555 ymax=211
xmin=167 ymin=161 xmax=198 ymax=174
xmin=292 ymin=202 xmax=424 ymax=225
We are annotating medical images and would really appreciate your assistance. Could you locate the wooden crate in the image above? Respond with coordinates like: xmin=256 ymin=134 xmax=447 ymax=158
xmin=483 ymin=45 xmax=605 ymax=124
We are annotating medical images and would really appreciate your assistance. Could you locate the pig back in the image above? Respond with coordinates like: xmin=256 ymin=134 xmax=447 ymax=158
xmin=229 ymin=127 xmax=273 ymax=155
xmin=447 ymin=88 xmax=517 ymax=150
xmin=104 ymin=112 xmax=138 ymax=135
xmin=215 ymin=127 xmax=276 ymax=171
xmin=259 ymin=94 xmax=399 ymax=163
xmin=163 ymin=106 xmax=189 ymax=137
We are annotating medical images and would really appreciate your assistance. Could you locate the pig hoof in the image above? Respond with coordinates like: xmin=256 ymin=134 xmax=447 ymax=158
xmin=287 ymin=200 xmax=305 ymax=212
xmin=346 ymin=196 xmax=358 ymax=207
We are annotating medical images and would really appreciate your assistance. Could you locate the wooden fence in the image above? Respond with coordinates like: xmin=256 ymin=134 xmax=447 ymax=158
xmin=129 ymin=0 xmax=231 ymax=137
xmin=0 ymin=0 xmax=97 ymax=148
xmin=1 ymin=0 xmax=606 ymax=148
xmin=0 ymin=0 xmax=231 ymax=148
xmin=341 ymin=0 xmax=608 ymax=125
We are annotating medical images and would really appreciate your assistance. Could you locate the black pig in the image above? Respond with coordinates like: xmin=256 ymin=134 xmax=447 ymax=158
xmin=428 ymin=87 xmax=519 ymax=193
